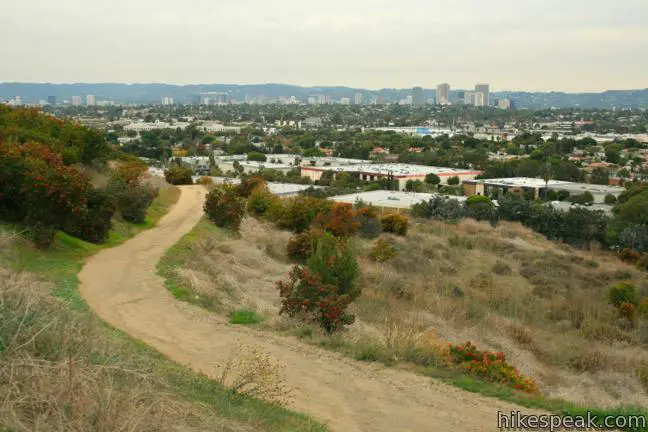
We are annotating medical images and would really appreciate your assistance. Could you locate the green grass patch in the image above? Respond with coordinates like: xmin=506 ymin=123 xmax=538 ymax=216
xmin=230 ymin=309 xmax=265 ymax=325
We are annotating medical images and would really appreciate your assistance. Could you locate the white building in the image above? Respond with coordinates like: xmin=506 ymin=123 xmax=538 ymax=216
xmin=123 ymin=120 xmax=190 ymax=132
xmin=498 ymin=99 xmax=511 ymax=109
xmin=198 ymin=121 xmax=242 ymax=133
xmin=354 ymin=91 xmax=363 ymax=105
xmin=436 ymin=83 xmax=450 ymax=105
xmin=331 ymin=190 xmax=467 ymax=212
xmin=301 ymin=163 xmax=481 ymax=191
xmin=162 ymin=97 xmax=174 ymax=105
xmin=71 ymin=96 xmax=82 ymax=106
xmin=86 ymin=95 xmax=96 ymax=106
xmin=340 ymin=97 xmax=351 ymax=105
xmin=473 ymin=92 xmax=485 ymax=107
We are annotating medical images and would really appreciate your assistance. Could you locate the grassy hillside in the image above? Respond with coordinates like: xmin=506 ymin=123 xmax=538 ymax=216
xmin=159 ymin=215 xmax=648 ymax=425
xmin=0 ymin=194 xmax=326 ymax=431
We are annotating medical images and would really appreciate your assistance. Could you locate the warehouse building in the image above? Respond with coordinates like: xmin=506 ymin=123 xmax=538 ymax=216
xmin=463 ymin=177 xmax=625 ymax=203
xmin=330 ymin=190 xmax=467 ymax=213
xmin=301 ymin=163 xmax=481 ymax=191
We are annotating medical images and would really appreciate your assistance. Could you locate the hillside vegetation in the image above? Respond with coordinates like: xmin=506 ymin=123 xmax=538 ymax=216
xmin=160 ymin=179 xmax=648 ymax=426
xmin=0 ymin=108 xmax=326 ymax=431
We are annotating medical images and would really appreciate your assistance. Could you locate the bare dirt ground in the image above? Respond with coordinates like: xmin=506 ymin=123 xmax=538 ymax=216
xmin=78 ymin=186 xmax=544 ymax=432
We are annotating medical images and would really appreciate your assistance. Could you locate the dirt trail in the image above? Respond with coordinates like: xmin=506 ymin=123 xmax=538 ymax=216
xmin=79 ymin=186 xmax=541 ymax=432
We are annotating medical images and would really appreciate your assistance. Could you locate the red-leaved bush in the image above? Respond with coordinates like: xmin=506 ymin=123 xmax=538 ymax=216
xmin=0 ymin=142 xmax=115 ymax=247
xmin=316 ymin=203 xmax=360 ymax=237
xmin=276 ymin=266 xmax=355 ymax=333
xmin=447 ymin=342 xmax=538 ymax=393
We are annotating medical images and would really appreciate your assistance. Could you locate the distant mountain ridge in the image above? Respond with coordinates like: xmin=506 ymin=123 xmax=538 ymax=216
xmin=1 ymin=82 xmax=647 ymax=109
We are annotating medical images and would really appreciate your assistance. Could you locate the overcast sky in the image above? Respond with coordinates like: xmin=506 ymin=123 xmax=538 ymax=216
xmin=1 ymin=0 xmax=647 ymax=92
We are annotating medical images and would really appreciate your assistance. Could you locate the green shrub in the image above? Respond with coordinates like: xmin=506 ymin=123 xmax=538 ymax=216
xmin=164 ymin=166 xmax=194 ymax=185
xmin=369 ymin=238 xmax=397 ymax=263
xmin=608 ymin=282 xmax=639 ymax=308
xmin=466 ymin=195 xmax=493 ymax=207
xmin=604 ymin=194 xmax=617 ymax=205
xmin=286 ymin=228 xmax=325 ymax=261
xmin=204 ymin=185 xmax=246 ymax=231
xmin=229 ymin=309 xmax=265 ymax=325
xmin=380 ymin=213 xmax=409 ymax=236
xmin=246 ymin=185 xmax=278 ymax=217
xmin=447 ymin=176 xmax=460 ymax=186
xmin=236 ymin=176 xmax=267 ymax=198
xmin=306 ymin=233 xmax=361 ymax=301
xmin=274 ymin=196 xmax=332 ymax=233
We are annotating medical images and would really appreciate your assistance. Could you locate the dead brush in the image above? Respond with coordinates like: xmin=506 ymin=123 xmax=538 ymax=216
xmin=217 ymin=343 xmax=292 ymax=407
xmin=381 ymin=300 xmax=424 ymax=362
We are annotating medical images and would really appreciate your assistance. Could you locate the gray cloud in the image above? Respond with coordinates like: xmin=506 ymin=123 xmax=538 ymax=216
xmin=1 ymin=0 xmax=646 ymax=91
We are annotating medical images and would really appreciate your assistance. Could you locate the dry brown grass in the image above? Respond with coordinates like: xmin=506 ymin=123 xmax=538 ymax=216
xmin=174 ymin=215 xmax=648 ymax=409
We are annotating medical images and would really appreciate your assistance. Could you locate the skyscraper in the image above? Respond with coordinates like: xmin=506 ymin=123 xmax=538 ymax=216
xmin=354 ymin=91 xmax=363 ymax=105
xmin=475 ymin=84 xmax=490 ymax=107
xmin=474 ymin=92 xmax=485 ymax=107
xmin=162 ymin=97 xmax=174 ymax=105
xmin=86 ymin=95 xmax=96 ymax=106
xmin=412 ymin=87 xmax=425 ymax=107
xmin=71 ymin=96 xmax=81 ymax=106
xmin=436 ymin=83 xmax=450 ymax=105
xmin=47 ymin=96 xmax=56 ymax=106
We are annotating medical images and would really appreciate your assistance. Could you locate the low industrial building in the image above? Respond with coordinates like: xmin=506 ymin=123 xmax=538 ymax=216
xmin=191 ymin=176 xmax=322 ymax=197
xmin=330 ymin=190 xmax=467 ymax=213
xmin=463 ymin=177 xmax=625 ymax=203
xmin=301 ymin=163 xmax=481 ymax=191
xmin=300 ymin=156 xmax=370 ymax=168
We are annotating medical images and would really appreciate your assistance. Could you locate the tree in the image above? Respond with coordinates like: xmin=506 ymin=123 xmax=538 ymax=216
xmin=425 ymin=173 xmax=441 ymax=186
xmin=605 ymin=148 xmax=621 ymax=164
xmin=447 ymin=176 xmax=460 ymax=186
xmin=405 ymin=180 xmax=425 ymax=192
xmin=247 ymin=151 xmax=267 ymax=162
xmin=590 ymin=167 xmax=609 ymax=185
xmin=204 ymin=185 xmax=246 ymax=231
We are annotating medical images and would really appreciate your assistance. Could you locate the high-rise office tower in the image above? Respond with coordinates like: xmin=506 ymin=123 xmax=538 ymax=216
xmin=436 ymin=83 xmax=450 ymax=105
xmin=86 ymin=95 xmax=96 ymax=106
xmin=412 ymin=87 xmax=425 ymax=107
xmin=354 ymin=91 xmax=363 ymax=105
xmin=475 ymin=84 xmax=490 ymax=106
xmin=71 ymin=96 xmax=81 ymax=106
xmin=47 ymin=96 xmax=56 ymax=106
xmin=474 ymin=92 xmax=485 ymax=107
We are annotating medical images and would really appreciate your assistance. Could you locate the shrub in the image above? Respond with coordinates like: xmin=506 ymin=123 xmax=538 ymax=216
xmin=246 ymin=185 xmax=278 ymax=217
xmin=447 ymin=176 xmax=460 ymax=186
xmin=246 ymin=151 xmax=267 ymax=162
xmin=316 ymin=202 xmax=360 ymax=237
xmin=369 ymin=238 xmax=397 ymax=262
xmin=619 ymin=248 xmax=641 ymax=264
xmin=197 ymin=176 xmax=214 ymax=185
xmin=204 ymin=185 xmax=246 ymax=231
xmin=604 ymin=194 xmax=617 ymax=205
xmin=63 ymin=188 xmax=116 ymax=243
xmin=286 ymin=228 xmax=325 ymax=261
xmin=380 ymin=213 xmax=409 ymax=236
xmin=466 ymin=195 xmax=493 ymax=207
xmin=446 ymin=342 xmax=538 ymax=393
xmin=0 ymin=142 xmax=110 ymax=247
xmin=164 ymin=166 xmax=193 ymax=185
xmin=306 ymin=233 xmax=361 ymax=301
xmin=236 ymin=176 xmax=267 ymax=198
xmin=107 ymin=173 xmax=158 ymax=224
xmin=637 ymin=254 xmax=648 ymax=272
xmin=411 ymin=197 xmax=466 ymax=222
xmin=607 ymin=282 xmax=639 ymax=308
xmin=354 ymin=207 xmax=382 ymax=238
xmin=274 ymin=196 xmax=332 ymax=233
xmin=276 ymin=266 xmax=355 ymax=333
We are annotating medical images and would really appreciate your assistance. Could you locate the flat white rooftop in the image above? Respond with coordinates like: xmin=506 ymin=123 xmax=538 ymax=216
xmin=192 ymin=177 xmax=321 ymax=196
xmin=304 ymin=163 xmax=480 ymax=177
xmin=467 ymin=177 xmax=625 ymax=195
xmin=330 ymin=190 xmax=467 ymax=209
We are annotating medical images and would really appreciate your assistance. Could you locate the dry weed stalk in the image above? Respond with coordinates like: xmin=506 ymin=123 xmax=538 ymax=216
xmin=217 ymin=343 xmax=291 ymax=406
xmin=382 ymin=299 xmax=422 ymax=361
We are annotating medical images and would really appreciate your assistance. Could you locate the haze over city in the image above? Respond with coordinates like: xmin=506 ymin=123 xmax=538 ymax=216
xmin=2 ymin=0 xmax=647 ymax=92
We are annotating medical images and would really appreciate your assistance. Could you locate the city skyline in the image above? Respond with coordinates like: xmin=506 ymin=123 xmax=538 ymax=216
xmin=1 ymin=0 xmax=646 ymax=92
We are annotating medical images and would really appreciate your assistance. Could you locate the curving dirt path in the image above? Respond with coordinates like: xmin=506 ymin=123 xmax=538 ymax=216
xmin=79 ymin=186 xmax=541 ymax=432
